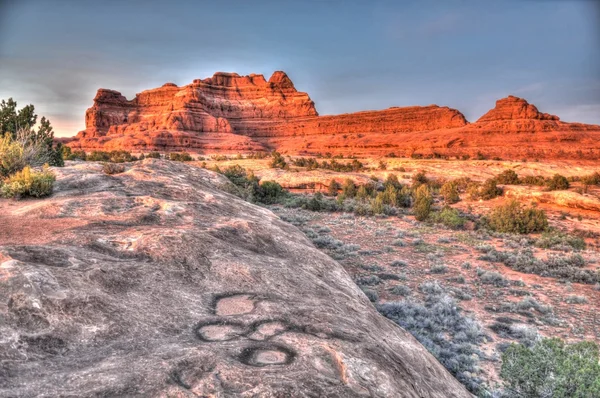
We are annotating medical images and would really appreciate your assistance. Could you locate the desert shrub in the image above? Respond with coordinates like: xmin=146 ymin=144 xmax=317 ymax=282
xmin=168 ymin=152 xmax=193 ymax=162
xmin=477 ymin=269 xmax=510 ymax=287
xmin=370 ymin=194 xmax=385 ymax=214
xmin=535 ymin=231 xmax=585 ymax=251
xmin=361 ymin=288 xmax=379 ymax=303
xmin=246 ymin=151 xmax=269 ymax=159
xmin=419 ymin=280 xmax=445 ymax=295
xmin=64 ymin=148 xmax=87 ymax=161
xmin=380 ymin=185 xmax=399 ymax=207
xmin=411 ymin=170 xmax=428 ymax=188
xmin=377 ymin=288 xmax=486 ymax=393
xmin=269 ymin=151 xmax=287 ymax=169
xmin=87 ymin=150 xmax=136 ymax=163
xmin=521 ymin=175 xmax=547 ymax=186
xmin=102 ymin=163 xmax=125 ymax=175
xmin=546 ymin=174 xmax=570 ymax=191
xmin=430 ymin=206 xmax=466 ymax=230
xmin=545 ymin=253 xmax=586 ymax=268
xmin=581 ymin=172 xmax=600 ymax=186
xmin=501 ymin=338 xmax=600 ymax=398
xmin=378 ymin=273 xmax=403 ymax=281
xmin=413 ymin=184 xmax=432 ymax=221
xmin=0 ymin=165 xmax=55 ymax=199
xmin=486 ymin=200 xmax=548 ymax=234
xmin=483 ymin=247 xmax=599 ymax=284
xmin=479 ymin=178 xmax=503 ymax=200
xmin=341 ymin=178 xmax=357 ymax=198
xmin=496 ymin=169 xmax=520 ymax=185
xmin=146 ymin=151 xmax=161 ymax=159
xmin=1 ymin=130 xmax=61 ymax=177
xmin=389 ymin=285 xmax=411 ymax=296
xmin=256 ymin=181 xmax=286 ymax=204
xmin=466 ymin=182 xmax=481 ymax=200
xmin=384 ymin=173 xmax=402 ymax=189
xmin=220 ymin=165 xmax=287 ymax=205
xmin=391 ymin=260 xmax=408 ymax=267
xmin=440 ymin=181 xmax=460 ymax=204
xmin=355 ymin=275 xmax=381 ymax=286
xmin=327 ymin=179 xmax=341 ymax=196
xmin=515 ymin=297 xmax=553 ymax=315
xmin=355 ymin=185 xmax=370 ymax=201
xmin=87 ymin=151 xmax=111 ymax=162
xmin=430 ymin=263 xmax=448 ymax=274
xmin=564 ymin=295 xmax=588 ymax=304
xmin=397 ymin=185 xmax=413 ymax=207
xmin=0 ymin=98 xmax=63 ymax=170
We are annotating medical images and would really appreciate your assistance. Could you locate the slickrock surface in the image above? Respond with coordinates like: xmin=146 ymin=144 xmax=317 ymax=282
xmin=0 ymin=160 xmax=471 ymax=397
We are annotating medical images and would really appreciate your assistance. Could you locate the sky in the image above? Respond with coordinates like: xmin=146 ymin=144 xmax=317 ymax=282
xmin=0 ymin=0 xmax=599 ymax=137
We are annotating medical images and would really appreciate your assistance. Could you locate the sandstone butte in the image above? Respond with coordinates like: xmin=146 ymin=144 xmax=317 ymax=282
xmin=0 ymin=159 xmax=473 ymax=397
xmin=65 ymin=71 xmax=600 ymax=159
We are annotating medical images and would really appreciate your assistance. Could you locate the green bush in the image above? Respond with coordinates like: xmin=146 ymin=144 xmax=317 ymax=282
xmin=535 ymin=231 xmax=585 ymax=251
xmin=413 ymin=184 xmax=433 ymax=221
xmin=384 ymin=173 xmax=402 ymax=189
xmin=1 ymin=130 xmax=61 ymax=177
xmin=269 ymin=151 xmax=287 ymax=169
xmin=87 ymin=150 xmax=136 ymax=163
xmin=411 ymin=170 xmax=428 ymax=188
xmin=341 ymin=178 xmax=357 ymax=197
xmin=327 ymin=179 xmax=341 ymax=196
xmin=501 ymin=338 xmax=600 ymax=398
xmin=371 ymin=193 xmax=385 ymax=214
xmin=521 ymin=175 xmax=547 ymax=186
xmin=496 ymin=169 xmax=520 ymax=185
xmin=581 ymin=172 xmax=600 ymax=186
xmin=147 ymin=151 xmax=161 ymax=159
xmin=440 ymin=181 xmax=460 ymax=204
xmin=430 ymin=206 xmax=466 ymax=229
xmin=356 ymin=185 xmax=370 ymax=201
xmin=546 ymin=174 xmax=570 ymax=191
xmin=102 ymin=163 xmax=125 ymax=175
xmin=62 ymin=146 xmax=87 ymax=161
xmin=0 ymin=98 xmax=63 ymax=169
xmin=256 ymin=180 xmax=286 ymax=204
xmin=168 ymin=152 xmax=192 ymax=162
xmin=479 ymin=178 xmax=503 ymax=200
xmin=0 ymin=165 xmax=55 ymax=199
xmin=486 ymin=200 xmax=548 ymax=234
xmin=219 ymin=165 xmax=287 ymax=205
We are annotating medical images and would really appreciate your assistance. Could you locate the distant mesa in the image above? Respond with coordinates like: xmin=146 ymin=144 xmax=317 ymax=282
xmin=66 ymin=71 xmax=600 ymax=159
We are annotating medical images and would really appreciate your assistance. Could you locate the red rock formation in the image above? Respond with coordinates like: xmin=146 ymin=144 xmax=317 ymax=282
xmin=67 ymin=72 xmax=600 ymax=159
xmin=477 ymin=95 xmax=559 ymax=122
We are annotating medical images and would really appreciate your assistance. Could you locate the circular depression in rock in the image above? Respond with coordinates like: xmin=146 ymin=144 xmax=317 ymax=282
xmin=194 ymin=321 xmax=246 ymax=342
xmin=247 ymin=321 xmax=288 ymax=340
xmin=238 ymin=344 xmax=296 ymax=367
xmin=214 ymin=294 xmax=256 ymax=316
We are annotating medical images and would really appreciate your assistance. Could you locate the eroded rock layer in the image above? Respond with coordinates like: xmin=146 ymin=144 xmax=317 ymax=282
xmin=0 ymin=160 xmax=472 ymax=397
xmin=66 ymin=71 xmax=600 ymax=159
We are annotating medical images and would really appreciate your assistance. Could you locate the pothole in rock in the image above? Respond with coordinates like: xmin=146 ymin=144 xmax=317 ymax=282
xmin=247 ymin=321 xmax=287 ymax=340
xmin=195 ymin=321 xmax=246 ymax=342
xmin=239 ymin=344 xmax=296 ymax=367
xmin=214 ymin=294 xmax=256 ymax=316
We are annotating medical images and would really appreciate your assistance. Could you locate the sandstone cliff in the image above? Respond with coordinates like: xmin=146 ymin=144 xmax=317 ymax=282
xmin=66 ymin=72 xmax=600 ymax=159
xmin=0 ymin=160 xmax=472 ymax=397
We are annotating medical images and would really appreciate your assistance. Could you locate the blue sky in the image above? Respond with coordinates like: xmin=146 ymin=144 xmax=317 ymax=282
xmin=1 ymin=0 xmax=598 ymax=136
